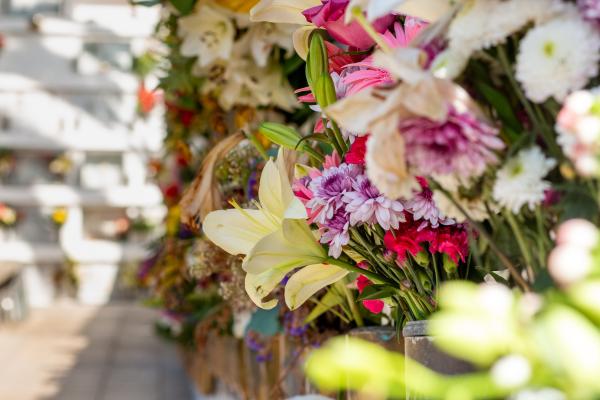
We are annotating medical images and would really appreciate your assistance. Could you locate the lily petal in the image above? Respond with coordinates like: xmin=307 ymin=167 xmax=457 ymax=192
xmin=293 ymin=25 xmax=316 ymax=60
xmin=203 ymin=209 xmax=278 ymax=255
xmin=250 ymin=0 xmax=320 ymax=25
xmin=394 ymin=0 xmax=457 ymax=22
xmin=245 ymin=266 xmax=293 ymax=309
xmin=243 ymin=219 xmax=326 ymax=274
xmin=285 ymin=264 xmax=348 ymax=310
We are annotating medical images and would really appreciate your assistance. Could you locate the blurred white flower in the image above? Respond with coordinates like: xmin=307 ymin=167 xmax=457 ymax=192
xmin=247 ymin=22 xmax=295 ymax=67
xmin=516 ymin=13 xmax=600 ymax=102
xmin=493 ymin=147 xmax=556 ymax=213
xmin=178 ymin=5 xmax=235 ymax=67
xmin=491 ymin=354 xmax=532 ymax=389
xmin=549 ymin=219 xmax=598 ymax=286
xmin=448 ymin=0 xmax=566 ymax=56
xmin=510 ymin=388 xmax=566 ymax=400
xmin=556 ymin=88 xmax=600 ymax=176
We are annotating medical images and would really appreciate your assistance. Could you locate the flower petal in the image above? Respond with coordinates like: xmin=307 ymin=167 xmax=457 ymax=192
xmin=250 ymin=0 xmax=320 ymax=25
xmin=203 ymin=209 xmax=277 ymax=255
xmin=293 ymin=25 xmax=316 ymax=60
xmin=245 ymin=266 xmax=293 ymax=309
xmin=285 ymin=264 xmax=348 ymax=310
xmin=243 ymin=219 xmax=326 ymax=274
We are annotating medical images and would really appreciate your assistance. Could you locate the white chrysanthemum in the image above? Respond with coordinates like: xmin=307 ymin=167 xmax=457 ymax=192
xmin=516 ymin=14 xmax=600 ymax=102
xmin=448 ymin=0 xmax=566 ymax=56
xmin=178 ymin=5 xmax=235 ymax=67
xmin=493 ymin=147 xmax=556 ymax=213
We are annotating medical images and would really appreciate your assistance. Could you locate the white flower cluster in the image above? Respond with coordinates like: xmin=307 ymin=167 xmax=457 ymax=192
xmin=492 ymin=147 xmax=556 ymax=213
xmin=177 ymin=3 xmax=297 ymax=111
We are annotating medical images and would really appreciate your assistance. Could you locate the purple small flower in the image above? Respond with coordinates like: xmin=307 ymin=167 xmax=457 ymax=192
xmin=404 ymin=181 xmax=454 ymax=229
xmin=579 ymin=0 xmax=600 ymax=27
xmin=399 ymin=107 xmax=504 ymax=179
xmin=319 ymin=208 xmax=350 ymax=258
xmin=343 ymin=175 xmax=405 ymax=230
xmin=307 ymin=163 xmax=361 ymax=224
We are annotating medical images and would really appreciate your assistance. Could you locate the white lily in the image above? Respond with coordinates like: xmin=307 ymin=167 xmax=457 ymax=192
xmin=178 ymin=4 xmax=235 ymax=68
xmin=250 ymin=0 xmax=320 ymax=59
xmin=203 ymin=149 xmax=348 ymax=310
xmin=346 ymin=0 xmax=460 ymax=22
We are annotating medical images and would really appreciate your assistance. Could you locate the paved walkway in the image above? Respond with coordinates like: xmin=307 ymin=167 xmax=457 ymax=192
xmin=0 ymin=302 xmax=194 ymax=400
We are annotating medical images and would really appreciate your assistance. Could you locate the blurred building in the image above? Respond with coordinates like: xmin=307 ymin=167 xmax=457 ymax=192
xmin=0 ymin=0 xmax=163 ymax=309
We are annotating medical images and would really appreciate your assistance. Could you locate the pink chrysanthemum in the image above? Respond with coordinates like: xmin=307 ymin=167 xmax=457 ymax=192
xmin=399 ymin=106 xmax=504 ymax=179
xmin=404 ymin=177 xmax=454 ymax=229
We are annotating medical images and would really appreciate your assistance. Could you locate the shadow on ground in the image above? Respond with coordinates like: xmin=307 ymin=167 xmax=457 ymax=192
xmin=0 ymin=302 xmax=194 ymax=400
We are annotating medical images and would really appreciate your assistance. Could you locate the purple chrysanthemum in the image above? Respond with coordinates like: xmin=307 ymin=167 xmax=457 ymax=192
xmin=579 ymin=0 xmax=600 ymax=27
xmin=319 ymin=208 xmax=350 ymax=258
xmin=399 ymin=107 xmax=504 ymax=178
xmin=307 ymin=163 xmax=361 ymax=224
xmin=343 ymin=175 xmax=405 ymax=230
xmin=404 ymin=179 xmax=454 ymax=229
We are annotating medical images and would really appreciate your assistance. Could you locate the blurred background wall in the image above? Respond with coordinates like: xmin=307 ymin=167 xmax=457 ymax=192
xmin=0 ymin=0 xmax=164 ymax=316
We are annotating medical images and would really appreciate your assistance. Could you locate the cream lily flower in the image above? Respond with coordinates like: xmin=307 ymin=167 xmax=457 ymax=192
xmin=250 ymin=0 xmax=320 ymax=59
xmin=244 ymin=218 xmax=348 ymax=309
xmin=346 ymin=0 xmax=460 ymax=22
xmin=203 ymin=149 xmax=348 ymax=310
xmin=203 ymin=148 xmax=306 ymax=255
xmin=178 ymin=4 xmax=235 ymax=68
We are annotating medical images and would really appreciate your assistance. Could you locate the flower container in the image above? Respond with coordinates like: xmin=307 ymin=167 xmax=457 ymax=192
xmin=349 ymin=326 xmax=404 ymax=352
xmin=403 ymin=321 xmax=473 ymax=375
xmin=403 ymin=321 xmax=474 ymax=398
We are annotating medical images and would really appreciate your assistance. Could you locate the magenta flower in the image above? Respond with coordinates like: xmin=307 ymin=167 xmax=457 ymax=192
xmin=303 ymin=0 xmax=394 ymax=49
xmin=399 ymin=106 xmax=504 ymax=179
xmin=343 ymin=175 xmax=405 ymax=230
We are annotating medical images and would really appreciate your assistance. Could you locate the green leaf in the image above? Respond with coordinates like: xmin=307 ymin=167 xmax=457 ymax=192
xmin=356 ymin=285 xmax=396 ymax=301
xmin=475 ymin=81 xmax=521 ymax=132
xmin=131 ymin=0 xmax=161 ymax=7
xmin=305 ymin=289 xmax=345 ymax=324
xmin=170 ymin=0 xmax=196 ymax=15
xmin=559 ymin=188 xmax=599 ymax=222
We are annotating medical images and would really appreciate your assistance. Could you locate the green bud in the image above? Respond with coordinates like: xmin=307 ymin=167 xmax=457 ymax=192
xmin=413 ymin=250 xmax=430 ymax=267
xmin=442 ymin=254 xmax=458 ymax=275
xmin=418 ymin=270 xmax=433 ymax=292
xmin=306 ymin=31 xmax=329 ymax=90
xmin=258 ymin=122 xmax=303 ymax=149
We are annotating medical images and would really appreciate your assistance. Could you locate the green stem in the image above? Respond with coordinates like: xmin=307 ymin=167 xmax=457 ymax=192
xmin=342 ymin=284 xmax=364 ymax=327
xmin=331 ymin=121 xmax=348 ymax=153
xmin=326 ymin=257 xmax=395 ymax=286
xmin=430 ymin=179 xmax=532 ymax=292
xmin=505 ymin=211 xmax=535 ymax=282
xmin=432 ymin=254 xmax=440 ymax=302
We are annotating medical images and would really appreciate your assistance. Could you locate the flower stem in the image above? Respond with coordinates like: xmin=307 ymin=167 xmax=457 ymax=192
xmin=326 ymin=257 xmax=395 ymax=286
xmin=505 ymin=211 xmax=535 ymax=283
xmin=342 ymin=284 xmax=364 ymax=327
xmin=430 ymin=179 xmax=532 ymax=292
